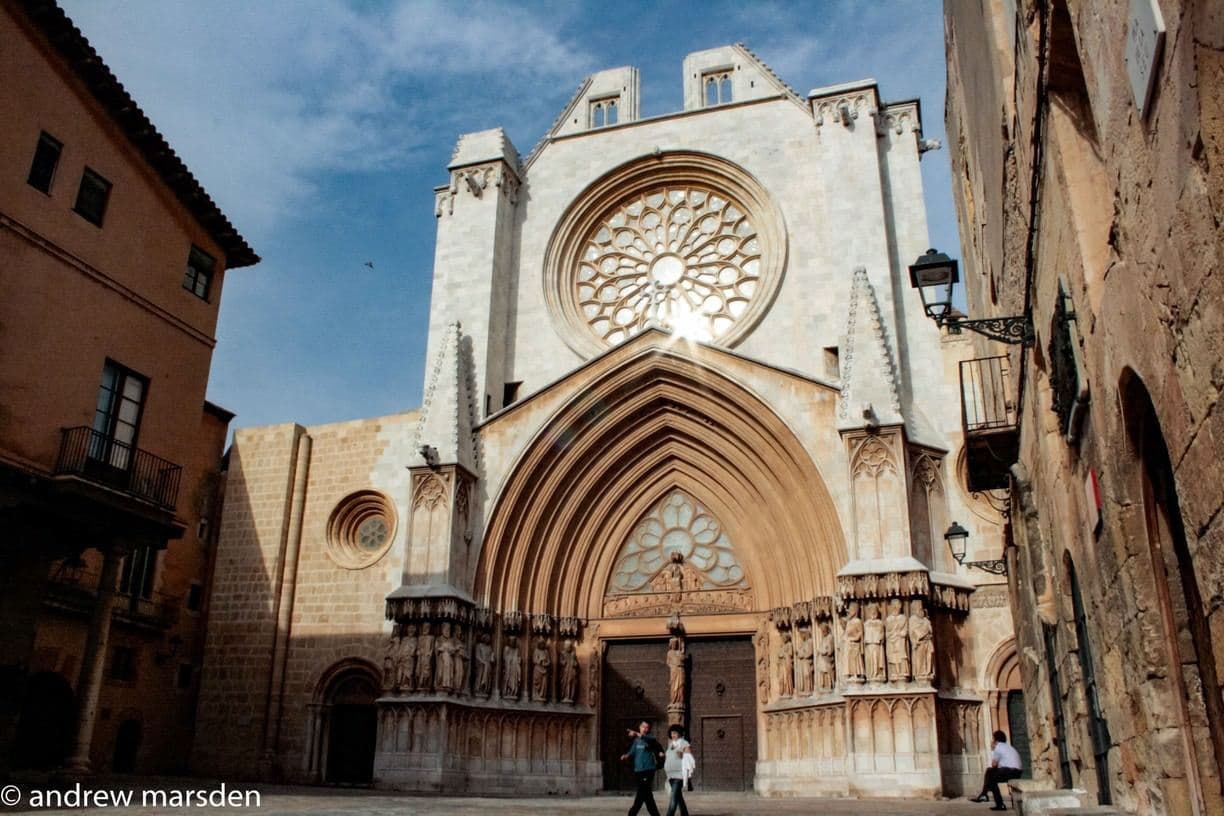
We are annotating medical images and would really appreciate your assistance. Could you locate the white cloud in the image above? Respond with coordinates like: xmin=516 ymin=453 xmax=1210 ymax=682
xmin=59 ymin=0 xmax=591 ymax=239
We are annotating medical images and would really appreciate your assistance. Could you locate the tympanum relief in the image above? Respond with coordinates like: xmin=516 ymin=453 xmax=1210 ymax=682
xmin=603 ymin=490 xmax=754 ymax=617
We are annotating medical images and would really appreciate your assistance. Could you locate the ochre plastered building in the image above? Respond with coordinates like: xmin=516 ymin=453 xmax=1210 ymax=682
xmin=197 ymin=47 xmax=1020 ymax=797
xmin=945 ymin=1 xmax=1223 ymax=814
xmin=0 ymin=0 xmax=256 ymax=776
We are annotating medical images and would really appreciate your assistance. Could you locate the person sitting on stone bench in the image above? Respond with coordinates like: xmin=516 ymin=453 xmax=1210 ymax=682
xmin=972 ymin=730 xmax=1023 ymax=810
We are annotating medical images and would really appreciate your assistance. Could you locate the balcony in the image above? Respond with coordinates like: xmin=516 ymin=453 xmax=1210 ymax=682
xmin=960 ymin=355 xmax=1020 ymax=492
xmin=46 ymin=564 xmax=180 ymax=632
xmin=54 ymin=426 xmax=182 ymax=511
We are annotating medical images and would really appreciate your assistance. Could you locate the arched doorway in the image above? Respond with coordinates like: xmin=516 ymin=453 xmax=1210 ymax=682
xmin=475 ymin=342 xmax=847 ymax=793
xmin=112 ymin=717 xmax=141 ymax=772
xmin=983 ymin=638 xmax=1031 ymax=772
xmin=1121 ymin=371 xmax=1223 ymax=812
xmin=14 ymin=671 xmax=75 ymax=769
xmin=313 ymin=663 xmax=379 ymax=785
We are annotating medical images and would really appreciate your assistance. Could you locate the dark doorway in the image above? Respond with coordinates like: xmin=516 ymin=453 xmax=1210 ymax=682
xmin=601 ymin=640 xmax=668 ymax=792
xmin=325 ymin=673 xmax=378 ymax=785
xmin=687 ymin=638 xmax=756 ymax=791
xmin=1006 ymin=690 xmax=1032 ymax=773
xmin=112 ymin=718 xmax=141 ymax=772
xmin=13 ymin=671 xmax=75 ymax=769
xmin=601 ymin=636 xmax=756 ymax=792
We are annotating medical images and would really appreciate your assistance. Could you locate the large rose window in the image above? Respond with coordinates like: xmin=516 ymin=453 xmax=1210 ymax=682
xmin=578 ymin=186 xmax=761 ymax=345
xmin=544 ymin=152 xmax=785 ymax=357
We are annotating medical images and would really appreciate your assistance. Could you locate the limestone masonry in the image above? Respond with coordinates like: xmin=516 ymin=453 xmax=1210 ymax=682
xmin=196 ymin=45 xmax=1019 ymax=797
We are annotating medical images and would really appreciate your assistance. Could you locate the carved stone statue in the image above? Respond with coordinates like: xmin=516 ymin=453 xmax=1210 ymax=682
xmin=416 ymin=622 xmax=436 ymax=691
xmin=775 ymin=631 xmax=795 ymax=697
xmin=455 ymin=625 xmax=469 ymax=694
xmin=383 ymin=633 xmax=398 ymax=691
xmin=816 ymin=621 xmax=835 ymax=692
xmin=794 ymin=627 xmax=814 ymax=696
xmin=559 ymin=639 xmax=579 ymax=704
xmin=909 ymin=600 xmax=934 ymax=681
xmin=399 ymin=624 xmax=419 ymax=691
xmin=435 ymin=622 xmax=456 ymax=692
xmin=756 ymin=631 xmax=771 ymax=701
xmin=503 ymin=635 xmax=522 ymax=699
xmin=660 ymin=553 xmax=686 ymax=592
xmin=531 ymin=640 xmax=551 ymax=702
xmin=885 ymin=598 xmax=910 ymax=682
xmin=666 ymin=636 xmax=686 ymax=707
xmin=844 ymin=601 xmax=865 ymax=682
xmin=864 ymin=602 xmax=886 ymax=682
xmin=474 ymin=632 xmax=495 ymax=697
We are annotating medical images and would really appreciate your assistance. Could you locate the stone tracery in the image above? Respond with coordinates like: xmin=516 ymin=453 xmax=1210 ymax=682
xmin=576 ymin=185 xmax=761 ymax=345
xmin=609 ymin=489 xmax=746 ymax=593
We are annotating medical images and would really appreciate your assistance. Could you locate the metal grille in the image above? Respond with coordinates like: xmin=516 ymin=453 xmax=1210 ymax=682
xmin=56 ymin=426 xmax=182 ymax=510
xmin=960 ymin=356 xmax=1017 ymax=432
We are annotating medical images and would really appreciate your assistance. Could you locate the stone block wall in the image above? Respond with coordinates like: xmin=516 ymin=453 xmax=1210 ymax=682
xmin=194 ymin=412 xmax=417 ymax=781
xmin=192 ymin=422 xmax=304 ymax=778
xmin=945 ymin=2 xmax=1224 ymax=814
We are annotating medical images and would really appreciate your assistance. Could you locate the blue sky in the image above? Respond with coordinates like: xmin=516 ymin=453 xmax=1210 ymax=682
xmin=60 ymin=0 xmax=959 ymax=432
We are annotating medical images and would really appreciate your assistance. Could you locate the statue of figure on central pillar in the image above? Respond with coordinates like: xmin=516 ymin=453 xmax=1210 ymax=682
xmin=667 ymin=636 xmax=687 ymax=707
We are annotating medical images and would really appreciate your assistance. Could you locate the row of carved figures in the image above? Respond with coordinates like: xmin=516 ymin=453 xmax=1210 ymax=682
xmin=384 ymin=622 xmax=581 ymax=704
xmin=763 ymin=598 xmax=934 ymax=700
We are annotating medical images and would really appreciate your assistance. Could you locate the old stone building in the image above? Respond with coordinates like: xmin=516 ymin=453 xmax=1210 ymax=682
xmin=197 ymin=46 xmax=1021 ymax=797
xmin=0 ymin=0 xmax=256 ymax=776
xmin=945 ymin=1 xmax=1222 ymax=814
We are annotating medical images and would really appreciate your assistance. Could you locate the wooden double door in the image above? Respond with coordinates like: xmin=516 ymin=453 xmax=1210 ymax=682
xmin=601 ymin=636 xmax=756 ymax=791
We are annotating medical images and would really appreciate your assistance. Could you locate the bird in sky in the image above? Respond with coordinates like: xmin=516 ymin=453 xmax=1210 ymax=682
xmin=363 ymin=261 xmax=375 ymax=269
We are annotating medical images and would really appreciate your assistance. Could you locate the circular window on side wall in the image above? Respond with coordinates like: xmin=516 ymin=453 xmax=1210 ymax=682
xmin=326 ymin=490 xmax=396 ymax=569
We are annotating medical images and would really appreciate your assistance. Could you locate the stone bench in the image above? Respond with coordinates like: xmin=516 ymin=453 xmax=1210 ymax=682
xmin=1006 ymin=780 xmax=1094 ymax=816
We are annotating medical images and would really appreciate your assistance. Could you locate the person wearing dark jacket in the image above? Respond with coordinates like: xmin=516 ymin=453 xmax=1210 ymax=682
xmin=621 ymin=721 xmax=665 ymax=816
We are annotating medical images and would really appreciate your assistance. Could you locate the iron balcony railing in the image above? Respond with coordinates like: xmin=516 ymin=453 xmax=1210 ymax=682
xmin=55 ymin=426 xmax=182 ymax=510
xmin=47 ymin=566 xmax=180 ymax=629
xmin=959 ymin=355 xmax=1017 ymax=433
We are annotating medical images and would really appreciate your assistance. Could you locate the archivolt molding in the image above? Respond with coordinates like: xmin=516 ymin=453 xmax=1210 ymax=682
xmin=474 ymin=347 xmax=844 ymax=619
xmin=543 ymin=151 xmax=787 ymax=359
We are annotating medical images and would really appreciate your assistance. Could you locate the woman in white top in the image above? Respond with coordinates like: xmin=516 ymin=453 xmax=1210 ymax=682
xmin=663 ymin=724 xmax=693 ymax=816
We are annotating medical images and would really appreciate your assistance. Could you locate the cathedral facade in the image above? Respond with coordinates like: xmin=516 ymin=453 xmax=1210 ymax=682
xmin=194 ymin=46 xmax=1017 ymax=797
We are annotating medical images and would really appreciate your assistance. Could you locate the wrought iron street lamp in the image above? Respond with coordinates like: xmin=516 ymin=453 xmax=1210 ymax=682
xmin=909 ymin=249 xmax=1034 ymax=346
xmin=944 ymin=520 xmax=1008 ymax=575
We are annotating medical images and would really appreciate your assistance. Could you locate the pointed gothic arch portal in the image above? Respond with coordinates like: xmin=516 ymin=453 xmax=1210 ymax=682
xmin=476 ymin=345 xmax=847 ymax=622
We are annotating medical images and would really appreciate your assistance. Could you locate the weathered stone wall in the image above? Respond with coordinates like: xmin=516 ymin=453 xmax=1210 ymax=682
xmin=193 ymin=423 xmax=304 ymax=778
xmin=194 ymin=412 xmax=417 ymax=781
xmin=945 ymin=2 xmax=1224 ymax=814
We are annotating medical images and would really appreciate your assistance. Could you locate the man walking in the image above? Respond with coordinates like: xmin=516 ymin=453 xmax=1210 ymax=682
xmin=973 ymin=730 xmax=1023 ymax=810
xmin=621 ymin=721 xmax=664 ymax=816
